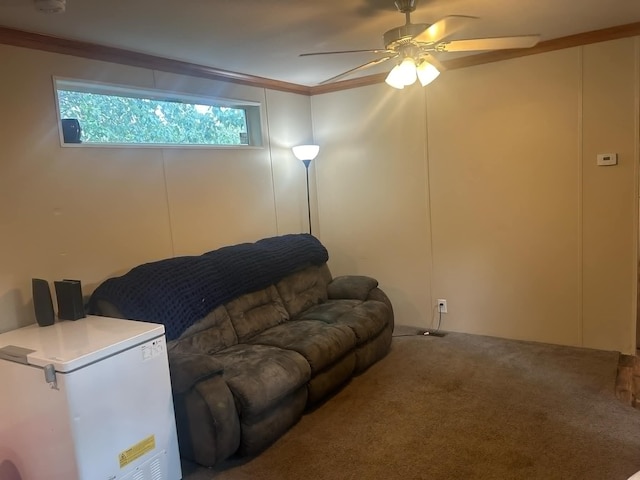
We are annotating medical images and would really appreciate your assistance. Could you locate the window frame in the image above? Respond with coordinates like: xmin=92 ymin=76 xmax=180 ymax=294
xmin=53 ymin=76 xmax=265 ymax=149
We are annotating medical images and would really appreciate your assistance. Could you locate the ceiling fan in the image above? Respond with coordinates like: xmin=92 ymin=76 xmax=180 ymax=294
xmin=300 ymin=0 xmax=540 ymax=88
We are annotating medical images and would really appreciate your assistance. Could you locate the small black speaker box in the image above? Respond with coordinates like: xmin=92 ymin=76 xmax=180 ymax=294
xmin=54 ymin=279 xmax=85 ymax=320
xmin=32 ymin=278 xmax=55 ymax=327
xmin=61 ymin=118 xmax=82 ymax=143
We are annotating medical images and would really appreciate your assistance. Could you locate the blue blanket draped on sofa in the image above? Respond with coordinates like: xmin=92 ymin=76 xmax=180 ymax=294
xmin=88 ymin=234 xmax=329 ymax=340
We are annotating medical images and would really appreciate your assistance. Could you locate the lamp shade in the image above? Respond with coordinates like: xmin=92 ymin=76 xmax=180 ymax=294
xmin=292 ymin=144 xmax=320 ymax=161
xmin=417 ymin=60 xmax=440 ymax=86
xmin=385 ymin=64 xmax=405 ymax=89
xmin=397 ymin=58 xmax=417 ymax=86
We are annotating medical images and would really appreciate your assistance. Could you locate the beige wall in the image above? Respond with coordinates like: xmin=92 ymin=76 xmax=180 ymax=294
xmin=428 ymin=48 xmax=583 ymax=346
xmin=0 ymin=45 xmax=314 ymax=333
xmin=312 ymin=38 xmax=639 ymax=353
xmin=1 ymin=38 xmax=638 ymax=354
xmin=312 ymin=85 xmax=434 ymax=328
xmin=582 ymin=39 xmax=639 ymax=352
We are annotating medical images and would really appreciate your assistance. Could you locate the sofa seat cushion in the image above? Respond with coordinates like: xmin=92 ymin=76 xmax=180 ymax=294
xmin=298 ymin=300 xmax=389 ymax=345
xmin=214 ymin=344 xmax=310 ymax=418
xmin=247 ymin=320 xmax=356 ymax=374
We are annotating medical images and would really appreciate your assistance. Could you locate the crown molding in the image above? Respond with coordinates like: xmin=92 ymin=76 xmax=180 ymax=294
xmin=309 ymin=73 xmax=388 ymax=95
xmin=0 ymin=27 xmax=312 ymax=95
xmin=1 ymin=22 xmax=639 ymax=96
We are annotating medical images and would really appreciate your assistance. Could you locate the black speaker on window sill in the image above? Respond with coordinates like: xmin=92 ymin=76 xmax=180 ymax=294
xmin=55 ymin=279 xmax=85 ymax=320
xmin=61 ymin=118 xmax=82 ymax=144
xmin=32 ymin=278 xmax=55 ymax=327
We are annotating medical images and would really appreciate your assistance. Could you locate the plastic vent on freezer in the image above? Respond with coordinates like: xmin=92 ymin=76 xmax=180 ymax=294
xmin=121 ymin=451 xmax=168 ymax=480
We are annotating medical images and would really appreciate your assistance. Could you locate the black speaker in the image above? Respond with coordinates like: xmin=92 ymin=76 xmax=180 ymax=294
xmin=61 ymin=118 xmax=82 ymax=143
xmin=54 ymin=279 xmax=85 ymax=320
xmin=32 ymin=278 xmax=55 ymax=327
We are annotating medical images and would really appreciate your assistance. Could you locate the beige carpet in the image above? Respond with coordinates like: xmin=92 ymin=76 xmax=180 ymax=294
xmin=182 ymin=328 xmax=640 ymax=480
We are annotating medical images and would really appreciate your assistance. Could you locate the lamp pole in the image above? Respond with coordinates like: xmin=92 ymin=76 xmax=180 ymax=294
xmin=292 ymin=144 xmax=320 ymax=237
xmin=302 ymin=159 xmax=312 ymax=235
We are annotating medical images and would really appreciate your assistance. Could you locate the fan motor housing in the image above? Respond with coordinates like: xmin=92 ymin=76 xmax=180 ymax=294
xmin=34 ymin=0 xmax=65 ymax=13
xmin=383 ymin=23 xmax=429 ymax=49
xmin=394 ymin=0 xmax=417 ymax=13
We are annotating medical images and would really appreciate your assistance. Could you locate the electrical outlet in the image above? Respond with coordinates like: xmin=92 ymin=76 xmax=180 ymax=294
xmin=437 ymin=299 xmax=447 ymax=314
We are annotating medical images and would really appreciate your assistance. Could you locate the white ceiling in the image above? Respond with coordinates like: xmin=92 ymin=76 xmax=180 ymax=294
xmin=1 ymin=0 xmax=639 ymax=86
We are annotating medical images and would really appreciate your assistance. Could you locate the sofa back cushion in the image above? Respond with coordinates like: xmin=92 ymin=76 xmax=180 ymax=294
xmin=275 ymin=264 xmax=332 ymax=318
xmin=225 ymin=285 xmax=289 ymax=342
xmin=167 ymin=305 xmax=238 ymax=355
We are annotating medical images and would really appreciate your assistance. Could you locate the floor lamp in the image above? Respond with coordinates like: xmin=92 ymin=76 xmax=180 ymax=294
xmin=292 ymin=144 xmax=320 ymax=235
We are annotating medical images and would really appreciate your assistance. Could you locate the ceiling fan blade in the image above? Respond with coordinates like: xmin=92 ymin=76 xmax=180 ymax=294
xmin=320 ymin=55 xmax=398 ymax=84
xmin=300 ymin=49 xmax=393 ymax=57
xmin=413 ymin=15 xmax=477 ymax=44
xmin=437 ymin=35 xmax=540 ymax=52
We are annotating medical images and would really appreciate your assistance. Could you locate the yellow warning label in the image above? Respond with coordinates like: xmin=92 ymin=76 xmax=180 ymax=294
xmin=119 ymin=434 xmax=156 ymax=468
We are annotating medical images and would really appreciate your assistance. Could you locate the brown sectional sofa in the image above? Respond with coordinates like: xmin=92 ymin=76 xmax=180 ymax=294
xmin=88 ymin=234 xmax=394 ymax=467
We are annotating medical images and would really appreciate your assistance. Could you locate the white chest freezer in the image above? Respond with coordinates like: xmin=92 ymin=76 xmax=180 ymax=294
xmin=0 ymin=315 xmax=182 ymax=480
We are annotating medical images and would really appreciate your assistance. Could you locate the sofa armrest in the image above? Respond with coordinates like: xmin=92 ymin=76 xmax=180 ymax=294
xmin=327 ymin=275 xmax=379 ymax=301
xmin=328 ymin=276 xmax=395 ymax=332
xmin=169 ymin=353 xmax=241 ymax=467
xmin=169 ymin=353 xmax=225 ymax=394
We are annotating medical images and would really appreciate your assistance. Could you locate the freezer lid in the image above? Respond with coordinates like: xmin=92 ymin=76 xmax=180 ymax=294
xmin=0 ymin=315 xmax=165 ymax=372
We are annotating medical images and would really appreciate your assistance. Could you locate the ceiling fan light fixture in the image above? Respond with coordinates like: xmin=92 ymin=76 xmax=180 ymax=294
xmin=304 ymin=1 xmax=541 ymax=87
xmin=397 ymin=57 xmax=417 ymax=86
xmin=385 ymin=64 xmax=406 ymax=89
xmin=416 ymin=60 xmax=440 ymax=86
xmin=386 ymin=57 xmax=426 ymax=89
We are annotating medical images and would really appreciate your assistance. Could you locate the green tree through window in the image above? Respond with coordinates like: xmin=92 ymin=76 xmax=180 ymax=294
xmin=57 ymin=90 xmax=249 ymax=145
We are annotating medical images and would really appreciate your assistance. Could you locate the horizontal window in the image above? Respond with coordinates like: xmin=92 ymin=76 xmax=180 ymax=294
xmin=54 ymin=78 xmax=262 ymax=147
